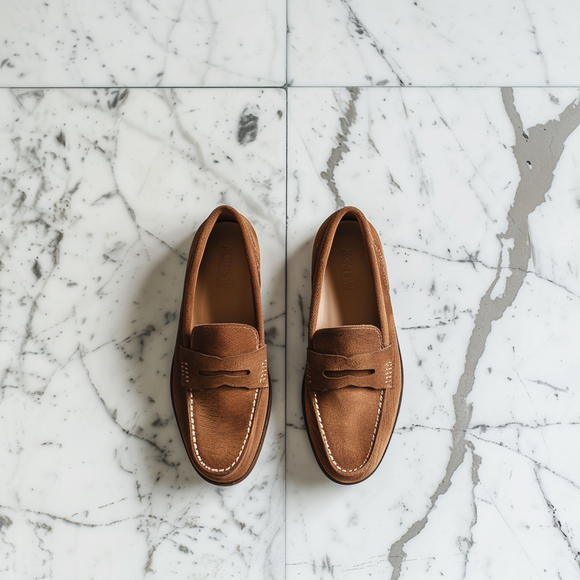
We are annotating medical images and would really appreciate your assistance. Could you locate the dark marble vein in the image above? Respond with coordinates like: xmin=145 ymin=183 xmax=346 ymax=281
xmin=320 ymin=88 xmax=360 ymax=209
xmin=339 ymin=0 xmax=405 ymax=86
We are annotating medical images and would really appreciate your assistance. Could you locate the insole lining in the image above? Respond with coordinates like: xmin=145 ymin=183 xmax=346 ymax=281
xmin=193 ymin=222 xmax=255 ymax=327
xmin=316 ymin=221 xmax=379 ymax=329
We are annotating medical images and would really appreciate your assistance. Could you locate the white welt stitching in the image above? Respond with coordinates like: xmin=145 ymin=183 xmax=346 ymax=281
xmin=313 ymin=391 xmax=384 ymax=473
xmin=189 ymin=388 xmax=259 ymax=473
xmin=385 ymin=360 xmax=393 ymax=388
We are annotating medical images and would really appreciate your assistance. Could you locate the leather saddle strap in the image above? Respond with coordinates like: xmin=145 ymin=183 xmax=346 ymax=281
xmin=179 ymin=344 xmax=268 ymax=390
xmin=305 ymin=344 xmax=394 ymax=391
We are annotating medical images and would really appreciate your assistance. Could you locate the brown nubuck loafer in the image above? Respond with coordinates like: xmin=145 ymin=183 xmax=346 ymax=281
xmin=171 ymin=205 xmax=270 ymax=485
xmin=303 ymin=206 xmax=403 ymax=485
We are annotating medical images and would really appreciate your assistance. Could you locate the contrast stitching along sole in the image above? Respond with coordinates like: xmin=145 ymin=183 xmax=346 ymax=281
xmin=312 ymin=391 xmax=384 ymax=473
xmin=189 ymin=388 xmax=259 ymax=473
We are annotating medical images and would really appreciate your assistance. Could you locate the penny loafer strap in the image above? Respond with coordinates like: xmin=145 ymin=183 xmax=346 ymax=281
xmin=179 ymin=344 xmax=268 ymax=390
xmin=305 ymin=345 xmax=394 ymax=391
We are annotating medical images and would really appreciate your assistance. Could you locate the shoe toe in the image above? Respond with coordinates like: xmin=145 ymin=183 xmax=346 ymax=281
xmin=312 ymin=388 xmax=383 ymax=475
xmin=189 ymin=387 xmax=259 ymax=474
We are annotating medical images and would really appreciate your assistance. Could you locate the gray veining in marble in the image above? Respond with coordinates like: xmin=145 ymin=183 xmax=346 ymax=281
xmin=320 ymin=87 xmax=359 ymax=208
xmin=388 ymin=87 xmax=580 ymax=580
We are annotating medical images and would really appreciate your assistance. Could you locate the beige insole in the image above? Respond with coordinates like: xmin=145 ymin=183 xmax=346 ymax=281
xmin=193 ymin=222 xmax=256 ymax=327
xmin=316 ymin=220 xmax=380 ymax=329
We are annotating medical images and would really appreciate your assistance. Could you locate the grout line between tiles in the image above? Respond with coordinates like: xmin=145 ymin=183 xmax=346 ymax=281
xmin=283 ymin=85 xmax=288 ymax=580
xmin=284 ymin=11 xmax=289 ymax=577
xmin=287 ymin=85 xmax=580 ymax=89
xmin=5 ymin=85 xmax=580 ymax=90
xmin=0 ymin=85 xmax=287 ymax=90
xmin=285 ymin=0 xmax=289 ymax=88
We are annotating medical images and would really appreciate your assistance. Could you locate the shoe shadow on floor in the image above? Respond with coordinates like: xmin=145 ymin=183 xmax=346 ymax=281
xmin=285 ymin=237 xmax=335 ymax=488
xmin=117 ymin=233 xmax=205 ymax=492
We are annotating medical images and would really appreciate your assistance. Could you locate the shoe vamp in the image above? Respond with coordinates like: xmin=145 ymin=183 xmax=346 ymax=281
xmin=190 ymin=387 xmax=258 ymax=470
xmin=315 ymin=387 xmax=382 ymax=471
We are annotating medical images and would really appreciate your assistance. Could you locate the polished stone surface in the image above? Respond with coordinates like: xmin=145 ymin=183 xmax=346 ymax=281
xmin=285 ymin=86 xmax=580 ymax=580
xmin=0 ymin=0 xmax=286 ymax=87
xmin=288 ymin=0 xmax=580 ymax=86
xmin=0 ymin=88 xmax=286 ymax=579
xmin=2 ymin=3 xmax=580 ymax=580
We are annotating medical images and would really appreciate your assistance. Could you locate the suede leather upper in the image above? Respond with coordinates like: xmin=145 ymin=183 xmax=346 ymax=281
xmin=303 ymin=207 xmax=403 ymax=484
xmin=171 ymin=206 xmax=270 ymax=485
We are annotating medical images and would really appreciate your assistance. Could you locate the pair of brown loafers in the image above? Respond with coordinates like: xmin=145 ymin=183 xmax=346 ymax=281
xmin=171 ymin=205 xmax=403 ymax=485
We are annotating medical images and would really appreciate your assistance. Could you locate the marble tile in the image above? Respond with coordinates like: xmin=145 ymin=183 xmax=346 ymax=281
xmin=288 ymin=1 xmax=580 ymax=86
xmin=286 ymin=87 xmax=580 ymax=579
xmin=0 ymin=87 xmax=286 ymax=579
xmin=0 ymin=0 xmax=285 ymax=87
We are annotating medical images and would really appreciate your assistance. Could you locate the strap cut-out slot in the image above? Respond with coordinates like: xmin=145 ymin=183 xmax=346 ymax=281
xmin=324 ymin=369 xmax=374 ymax=378
xmin=179 ymin=344 xmax=268 ymax=390
xmin=306 ymin=345 xmax=394 ymax=391
xmin=198 ymin=370 xmax=250 ymax=377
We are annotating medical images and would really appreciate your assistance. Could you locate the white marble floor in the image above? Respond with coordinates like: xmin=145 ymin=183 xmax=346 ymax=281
xmin=1 ymin=3 xmax=580 ymax=580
